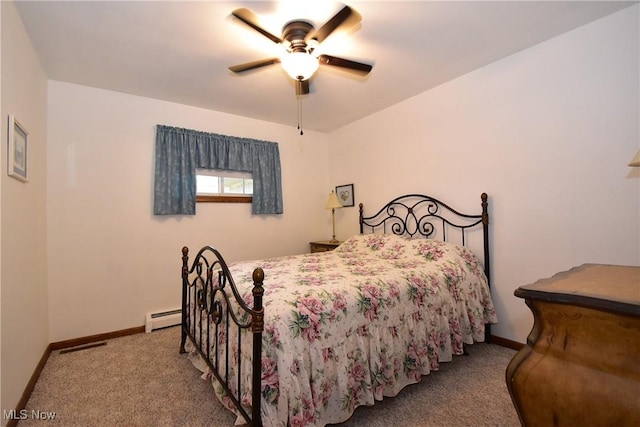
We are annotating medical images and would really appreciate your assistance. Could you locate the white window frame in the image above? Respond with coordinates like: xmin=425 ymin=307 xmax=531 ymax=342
xmin=196 ymin=170 xmax=253 ymax=203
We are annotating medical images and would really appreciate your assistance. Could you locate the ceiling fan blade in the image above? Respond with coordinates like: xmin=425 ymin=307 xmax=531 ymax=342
xmin=318 ymin=54 xmax=372 ymax=75
xmin=229 ymin=58 xmax=281 ymax=73
xmin=295 ymin=79 xmax=310 ymax=95
xmin=231 ymin=8 xmax=282 ymax=44
xmin=307 ymin=5 xmax=360 ymax=44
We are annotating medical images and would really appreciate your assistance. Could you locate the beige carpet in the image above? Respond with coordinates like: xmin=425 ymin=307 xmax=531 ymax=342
xmin=20 ymin=326 xmax=520 ymax=426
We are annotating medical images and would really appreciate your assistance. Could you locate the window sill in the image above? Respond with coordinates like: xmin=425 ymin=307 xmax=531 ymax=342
xmin=196 ymin=195 xmax=252 ymax=203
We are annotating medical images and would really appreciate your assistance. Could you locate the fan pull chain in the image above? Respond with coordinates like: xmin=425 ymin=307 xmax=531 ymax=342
xmin=297 ymin=95 xmax=304 ymax=135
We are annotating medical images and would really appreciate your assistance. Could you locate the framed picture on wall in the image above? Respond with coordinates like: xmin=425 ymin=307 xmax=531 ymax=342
xmin=7 ymin=115 xmax=28 ymax=182
xmin=335 ymin=184 xmax=354 ymax=207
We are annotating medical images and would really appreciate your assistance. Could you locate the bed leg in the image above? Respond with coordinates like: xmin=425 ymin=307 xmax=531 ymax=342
xmin=251 ymin=267 xmax=265 ymax=427
xmin=180 ymin=246 xmax=189 ymax=354
xmin=485 ymin=323 xmax=492 ymax=344
xmin=180 ymin=328 xmax=187 ymax=354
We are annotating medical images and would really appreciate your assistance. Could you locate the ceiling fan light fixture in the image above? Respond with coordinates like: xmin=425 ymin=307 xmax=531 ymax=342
xmin=280 ymin=52 xmax=319 ymax=81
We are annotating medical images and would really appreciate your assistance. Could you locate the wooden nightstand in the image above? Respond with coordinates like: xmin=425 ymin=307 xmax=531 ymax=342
xmin=309 ymin=240 xmax=342 ymax=253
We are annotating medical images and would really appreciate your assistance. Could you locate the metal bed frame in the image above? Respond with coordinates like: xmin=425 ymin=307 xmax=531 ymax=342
xmin=180 ymin=192 xmax=490 ymax=427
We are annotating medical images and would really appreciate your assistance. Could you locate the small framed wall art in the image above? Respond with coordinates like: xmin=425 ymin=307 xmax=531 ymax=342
xmin=335 ymin=183 xmax=354 ymax=207
xmin=7 ymin=115 xmax=28 ymax=182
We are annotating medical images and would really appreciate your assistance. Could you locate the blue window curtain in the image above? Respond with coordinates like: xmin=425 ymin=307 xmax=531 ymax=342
xmin=153 ymin=125 xmax=283 ymax=215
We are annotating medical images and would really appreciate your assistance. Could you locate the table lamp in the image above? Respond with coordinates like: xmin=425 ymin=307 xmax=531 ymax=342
xmin=326 ymin=190 xmax=343 ymax=243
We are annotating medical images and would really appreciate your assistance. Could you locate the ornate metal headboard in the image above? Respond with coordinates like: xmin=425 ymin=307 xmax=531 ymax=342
xmin=359 ymin=193 xmax=490 ymax=284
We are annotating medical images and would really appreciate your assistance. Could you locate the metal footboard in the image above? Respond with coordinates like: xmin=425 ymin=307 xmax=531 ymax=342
xmin=180 ymin=246 xmax=264 ymax=426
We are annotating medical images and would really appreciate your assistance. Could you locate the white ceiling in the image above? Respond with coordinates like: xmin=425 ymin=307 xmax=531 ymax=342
xmin=14 ymin=1 xmax=636 ymax=133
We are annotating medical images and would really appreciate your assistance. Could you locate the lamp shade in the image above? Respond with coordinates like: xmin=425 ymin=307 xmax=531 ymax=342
xmin=281 ymin=52 xmax=319 ymax=81
xmin=326 ymin=191 xmax=342 ymax=209
xmin=629 ymin=150 xmax=640 ymax=167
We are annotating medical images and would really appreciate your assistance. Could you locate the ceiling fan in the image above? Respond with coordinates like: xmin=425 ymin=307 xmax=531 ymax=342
xmin=228 ymin=5 xmax=373 ymax=95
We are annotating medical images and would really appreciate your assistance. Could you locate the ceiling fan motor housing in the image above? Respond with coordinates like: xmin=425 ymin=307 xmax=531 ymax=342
xmin=282 ymin=21 xmax=314 ymax=53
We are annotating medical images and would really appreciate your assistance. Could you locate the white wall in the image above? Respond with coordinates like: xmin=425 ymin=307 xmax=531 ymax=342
xmin=0 ymin=0 xmax=49 ymax=418
xmin=329 ymin=5 xmax=640 ymax=343
xmin=46 ymin=82 xmax=331 ymax=342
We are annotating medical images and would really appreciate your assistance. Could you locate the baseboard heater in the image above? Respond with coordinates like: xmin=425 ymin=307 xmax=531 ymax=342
xmin=145 ymin=308 xmax=182 ymax=333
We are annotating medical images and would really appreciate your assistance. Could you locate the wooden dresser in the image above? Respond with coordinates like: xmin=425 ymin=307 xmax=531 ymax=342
xmin=506 ymin=264 xmax=640 ymax=426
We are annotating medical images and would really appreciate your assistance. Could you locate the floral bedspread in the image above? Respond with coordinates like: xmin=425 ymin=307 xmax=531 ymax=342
xmin=186 ymin=234 xmax=497 ymax=427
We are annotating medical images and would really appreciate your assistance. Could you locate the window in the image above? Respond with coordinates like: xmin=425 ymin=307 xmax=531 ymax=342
xmin=196 ymin=170 xmax=253 ymax=203
xmin=153 ymin=125 xmax=282 ymax=215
